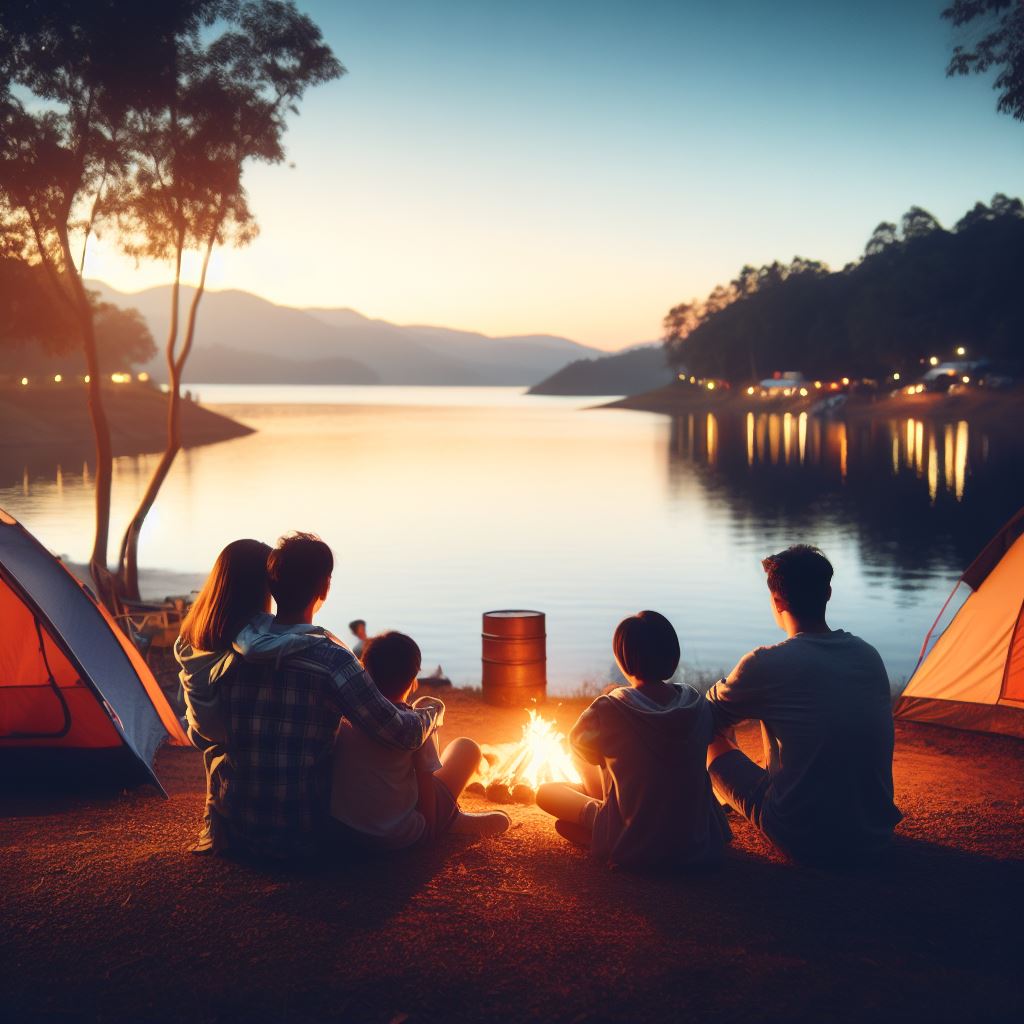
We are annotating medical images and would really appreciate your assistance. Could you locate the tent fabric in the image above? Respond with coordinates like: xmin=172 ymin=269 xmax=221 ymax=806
xmin=0 ymin=508 xmax=187 ymax=792
xmin=895 ymin=521 xmax=1024 ymax=739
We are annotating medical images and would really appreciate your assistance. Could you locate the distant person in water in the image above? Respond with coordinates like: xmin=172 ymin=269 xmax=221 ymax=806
xmin=174 ymin=538 xmax=272 ymax=854
xmin=705 ymin=545 xmax=902 ymax=864
xmin=349 ymin=619 xmax=367 ymax=658
xmin=330 ymin=630 xmax=510 ymax=848
xmin=537 ymin=611 xmax=730 ymax=870
xmin=210 ymin=533 xmax=439 ymax=860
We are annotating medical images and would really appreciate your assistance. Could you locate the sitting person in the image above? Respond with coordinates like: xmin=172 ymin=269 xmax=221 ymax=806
xmin=706 ymin=545 xmax=902 ymax=864
xmin=537 ymin=611 xmax=730 ymax=870
xmin=174 ymin=538 xmax=272 ymax=854
xmin=330 ymin=631 xmax=510 ymax=848
xmin=348 ymin=618 xmax=367 ymax=658
xmin=211 ymin=532 xmax=440 ymax=860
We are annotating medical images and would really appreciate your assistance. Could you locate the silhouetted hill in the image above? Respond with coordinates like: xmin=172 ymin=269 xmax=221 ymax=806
xmin=88 ymin=282 xmax=612 ymax=386
xmin=528 ymin=344 xmax=675 ymax=395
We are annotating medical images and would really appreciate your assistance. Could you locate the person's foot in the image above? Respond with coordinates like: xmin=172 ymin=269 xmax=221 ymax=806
xmin=449 ymin=810 xmax=511 ymax=836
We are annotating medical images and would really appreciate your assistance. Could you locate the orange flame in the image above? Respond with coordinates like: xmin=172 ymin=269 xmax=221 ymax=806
xmin=477 ymin=710 xmax=582 ymax=793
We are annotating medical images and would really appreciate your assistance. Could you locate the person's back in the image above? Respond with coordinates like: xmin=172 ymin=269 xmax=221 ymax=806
xmin=209 ymin=534 xmax=437 ymax=859
xmin=577 ymin=683 xmax=728 ymax=869
xmin=539 ymin=611 xmax=729 ymax=871
xmin=706 ymin=545 xmax=901 ymax=863
xmin=709 ymin=630 xmax=897 ymax=861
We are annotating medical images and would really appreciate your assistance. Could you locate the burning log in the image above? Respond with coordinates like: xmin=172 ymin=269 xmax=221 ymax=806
xmin=511 ymin=784 xmax=535 ymax=805
xmin=473 ymin=710 xmax=582 ymax=807
xmin=485 ymin=782 xmax=514 ymax=804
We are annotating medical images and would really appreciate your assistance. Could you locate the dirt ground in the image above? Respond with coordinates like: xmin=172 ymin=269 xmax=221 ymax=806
xmin=2 ymin=689 xmax=1022 ymax=1024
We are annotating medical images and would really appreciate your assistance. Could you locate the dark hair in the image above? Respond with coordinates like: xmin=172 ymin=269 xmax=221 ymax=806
xmin=179 ymin=539 xmax=272 ymax=651
xmin=349 ymin=619 xmax=366 ymax=634
xmin=612 ymin=610 xmax=680 ymax=683
xmin=762 ymin=545 xmax=834 ymax=619
xmin=361 ymin=631 xmax=421 ymax=701
xmin=267 ymin=532 xmax=334 ymax=615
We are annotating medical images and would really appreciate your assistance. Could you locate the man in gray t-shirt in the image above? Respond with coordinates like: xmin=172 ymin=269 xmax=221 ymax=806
xmin=706 ymin=545 xmax=902 ymax=863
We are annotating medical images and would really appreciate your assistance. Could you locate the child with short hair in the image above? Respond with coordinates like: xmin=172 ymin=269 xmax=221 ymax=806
xmin=537 ymin=610 xmax=730 ymax=870
xmin=330 ymin=631 xmax=510 ymax=848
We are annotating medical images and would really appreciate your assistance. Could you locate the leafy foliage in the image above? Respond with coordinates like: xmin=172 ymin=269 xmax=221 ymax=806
xmin=663 ymin=196 xmax=1024 ymax=380
xmin=944 ymin=0 xmax=1024 ymax=121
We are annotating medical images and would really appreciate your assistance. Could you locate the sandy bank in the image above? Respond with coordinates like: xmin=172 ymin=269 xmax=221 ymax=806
xmin=606 ymin=382 xmax=1024 ymax=435
xmin=1 ymin=688 xmax=1021 ymax=1023
xmin=0 ymin=381 xmax=253 ymax=455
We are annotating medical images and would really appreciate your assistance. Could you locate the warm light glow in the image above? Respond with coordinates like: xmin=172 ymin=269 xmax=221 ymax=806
xmin=20 ymin=377 xmax=28 ymax=386
xmin=689 ymin=376 xmax=696 ymax=384
xmin=137 ymin=371 xmax=150 ymax=383
xmin=814 ymin=380 xmax=822 ymax=389
xmin=110 ymin=372 xmax=131 ymax=384
xmin=706 ymin=381 xmax=716 ymax=391
xmin=475 ymin=711 xmax=582 ymax=794
xmin=798 ymin=386 xmax=808 ymax=397
xmin=53 ymin=374 xmax=63 ymax=383
xmin=956 ymin=346 xmax=966 ymax=356
xmin=746 ymin=411 xmax=755 ymax=465
xmin=962 ymin=375 xmax=970 ymax=384
xmin=929 ymin=356 xmax=939 ymax=366
xmin=841 ymin=377 xmax=850 ymax=386
xmin=798 ymin=410 xmax=807 ymax=463
xmin=706 ymin=412 xmax=718 ymax=466
xmin=84 ymin=374 xmax=91 ymax=383
xmin=746 ymin=385 xmax=755 ymax=395
xmin=954 ymin=420 xmax=968 ymax=499
xmin=892 ymin=372 xmax=900 ymax=381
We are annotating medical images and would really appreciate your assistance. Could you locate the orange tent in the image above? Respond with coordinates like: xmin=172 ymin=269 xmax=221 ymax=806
xmin=895 ymin=507 xmax=1024 ymax=738
xmin=0 ymin=508 xmax=187 ymax=792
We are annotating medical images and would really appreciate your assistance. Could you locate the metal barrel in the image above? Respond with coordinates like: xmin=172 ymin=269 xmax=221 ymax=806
xmin=481 ymin=609 xmax=546 ymax=707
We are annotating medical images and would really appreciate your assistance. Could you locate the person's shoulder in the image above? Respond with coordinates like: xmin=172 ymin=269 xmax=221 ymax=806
xmin=287 ymin=634 xmax=361 ymax=675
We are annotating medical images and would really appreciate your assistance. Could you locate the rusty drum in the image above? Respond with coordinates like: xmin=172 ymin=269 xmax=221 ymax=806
xmin=481 ymin=609 xmax=546 ymax=707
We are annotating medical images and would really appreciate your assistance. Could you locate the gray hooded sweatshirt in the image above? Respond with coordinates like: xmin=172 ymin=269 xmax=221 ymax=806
xmin=570 ymin=684 xmax=730 ymax=870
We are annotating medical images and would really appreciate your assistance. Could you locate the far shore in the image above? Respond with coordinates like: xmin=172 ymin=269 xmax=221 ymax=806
xmin=0 ymin=381 xmax=253 ymax=458
xmin=602 ymin=381 xmax=1024 ymax=435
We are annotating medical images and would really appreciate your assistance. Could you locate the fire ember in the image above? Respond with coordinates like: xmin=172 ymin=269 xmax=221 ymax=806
xmin=466 ymin=709 xmax=582 ymax=805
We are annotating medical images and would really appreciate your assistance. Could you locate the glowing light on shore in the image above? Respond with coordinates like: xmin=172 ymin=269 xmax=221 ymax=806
xmin=746 ymin=385 xmax=755 ymax=395
xmin=20 ymin=377 xmax=28 ymax=386
xmin=706 ymin=381 xmax=716 ymax=391
xmin=53 ymin=374 xmax=62 ymax=383
xmin=110 ymin=372 xmax=131 ymax=384
xmin=929 ymin=356 xmax=939 ymax=366
xmin=84 ymin=374 xmax=90 ymax=383
xmin=841 ymin=377 xmax=850 ymax=386
xmin=893 ymin=372 xmax=901 ymax=381
xmin=962 ymin=375 xmax=970 ymax=384
xmin=137 ymin=372 xmax=150 ymax=383
xmin=956 ymin=346 xmax=966 ymax=357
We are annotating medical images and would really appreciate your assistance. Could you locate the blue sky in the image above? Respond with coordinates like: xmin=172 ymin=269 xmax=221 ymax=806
xmin=89 ymin=0 xmax=1024 ymax=347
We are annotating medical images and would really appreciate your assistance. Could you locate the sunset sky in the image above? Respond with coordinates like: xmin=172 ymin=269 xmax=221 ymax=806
xmin=85 ymin=0 xmax=1024 ymax=349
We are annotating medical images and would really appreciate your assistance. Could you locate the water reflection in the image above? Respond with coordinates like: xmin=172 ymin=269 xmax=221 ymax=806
xmin=668 ymin=409 xmax=1024 ymax=575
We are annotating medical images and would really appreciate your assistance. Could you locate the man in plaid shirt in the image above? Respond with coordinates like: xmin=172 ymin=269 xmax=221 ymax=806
xmin=209 ymin=533 xmax=439 ymax=859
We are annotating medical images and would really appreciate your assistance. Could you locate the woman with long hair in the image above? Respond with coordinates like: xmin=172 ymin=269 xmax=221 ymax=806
xmin=175 ymin=538 xmax=272 ymax=853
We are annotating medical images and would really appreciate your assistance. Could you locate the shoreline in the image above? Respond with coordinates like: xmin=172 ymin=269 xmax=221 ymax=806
xmin=2 ymin=688 xmax=1021 ymax=1023
xmin=601 ymin=382 xmax=1024 ymax=434
xmin=0 ymin=381 xmax=254 ymax=457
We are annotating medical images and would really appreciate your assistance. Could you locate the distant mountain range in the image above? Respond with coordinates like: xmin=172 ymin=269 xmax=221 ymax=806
xmin=528 ymin=344 xmax=676 ymax=396
xmin=88 ymin=281 xmax=621 ymax=387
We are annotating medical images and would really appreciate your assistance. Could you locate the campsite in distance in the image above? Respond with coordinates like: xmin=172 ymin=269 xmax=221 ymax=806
xmin=2 ymin=3 xmax=1024 ymax=1024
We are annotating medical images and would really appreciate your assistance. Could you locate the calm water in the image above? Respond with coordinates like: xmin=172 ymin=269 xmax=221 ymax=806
xmin=4 ymin=385 xmax=1023 ymax=693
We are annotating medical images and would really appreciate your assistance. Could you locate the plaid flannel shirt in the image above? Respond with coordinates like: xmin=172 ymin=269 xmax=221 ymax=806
xmin=211 ymin=636 xmax=436 ymax=858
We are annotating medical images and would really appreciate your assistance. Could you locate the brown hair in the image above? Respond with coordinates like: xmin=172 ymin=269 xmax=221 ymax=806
xmin=267 ymin=532 xmax=334 ymax=615
xmin=761 ymin=545 xmax=833 ymax=619
xmin=179 ymin=539 xmax=272 ymax=651
xmin=612 ymin=610 xmax=680 ymax=683
xmin=361 ymin=631 xmax=422 ymax=701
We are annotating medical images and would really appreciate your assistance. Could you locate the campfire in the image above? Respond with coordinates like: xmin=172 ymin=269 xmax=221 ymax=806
xmin=466 ymin=710 xmax=582 ymax=805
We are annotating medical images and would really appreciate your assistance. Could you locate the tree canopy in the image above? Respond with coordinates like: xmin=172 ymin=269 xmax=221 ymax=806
xmin=663 ymin=195 xmax=1024 ymax=381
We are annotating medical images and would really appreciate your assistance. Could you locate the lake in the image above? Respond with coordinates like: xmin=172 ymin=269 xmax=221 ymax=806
xmin=4 ymin=384 xmax=1023 ymax=694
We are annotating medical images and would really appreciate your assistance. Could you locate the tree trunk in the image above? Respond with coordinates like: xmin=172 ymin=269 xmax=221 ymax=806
xmin=56 ymin=228 xmax=116 ymax=606
xmin=116 ymin=238 xmax=214 ymax=600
